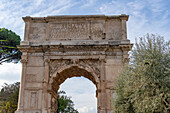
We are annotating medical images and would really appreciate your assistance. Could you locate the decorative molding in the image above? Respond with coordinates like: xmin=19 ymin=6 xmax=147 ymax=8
xmin=51 ymin=96 xmax=58 ymax=112
xmin=50 ymin=59 xmax=72 ymax=75
xmin=49 ymin=59 xmax=101 ymax=77
xmin=79 ymin=59 xmax=101 ymax=76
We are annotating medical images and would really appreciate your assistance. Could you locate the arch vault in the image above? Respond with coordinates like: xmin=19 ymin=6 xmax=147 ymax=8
xmin=15 ymin=15 xmax=132 ymax=113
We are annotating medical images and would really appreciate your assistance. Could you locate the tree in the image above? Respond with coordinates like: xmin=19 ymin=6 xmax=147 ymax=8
xmin=0 ymin=82 xmax=20 ymax=113
xmin=114 ymin=34 xmax=170 ymax=113
xmin=57 ymin=91 xmax=79 ymax=113
xmin=0 ymin=28 xmax=21 ymax=64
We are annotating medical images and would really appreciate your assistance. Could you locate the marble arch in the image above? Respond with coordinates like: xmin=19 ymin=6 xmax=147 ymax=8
xmin=49 ymin=65 xmax=99 ymax=112
xmin=15 ymin=15 xmax=132 ymax=113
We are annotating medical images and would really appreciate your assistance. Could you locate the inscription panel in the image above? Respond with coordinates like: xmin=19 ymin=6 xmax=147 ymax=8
xmin=49 ymin=21 xmax=104 ymax=40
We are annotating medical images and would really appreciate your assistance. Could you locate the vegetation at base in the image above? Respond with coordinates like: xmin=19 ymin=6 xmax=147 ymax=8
xmin=0 ymin=82 xmax=20 ymax=113
xmin=114 ymin=34 xmax=170 ymax=113
xmin=57 ymin=91 xmax=79 ymax=113
xmin=0 ymin=28 xmax=21 ymax=64
xmin=0 ymin=83 xmax=78 ymax=113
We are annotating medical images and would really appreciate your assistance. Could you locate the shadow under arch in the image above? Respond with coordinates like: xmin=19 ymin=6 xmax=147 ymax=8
xmin=48 ymin=64 xmax=100 ymax=112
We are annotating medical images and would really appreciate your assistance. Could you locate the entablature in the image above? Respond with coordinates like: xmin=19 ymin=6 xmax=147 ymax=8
xmin=22 ymin=14 xmax=129 ymax=43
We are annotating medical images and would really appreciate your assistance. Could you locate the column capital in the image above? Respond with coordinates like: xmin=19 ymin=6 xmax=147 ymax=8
xmin=44 ymin=58 xmax=50 ymax=63
xmin=20 ymin=59 xmax=28 ymax=63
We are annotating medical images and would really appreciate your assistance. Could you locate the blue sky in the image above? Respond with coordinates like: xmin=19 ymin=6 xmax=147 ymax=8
xmin=0 ymin=0 xmax=169 ymax=113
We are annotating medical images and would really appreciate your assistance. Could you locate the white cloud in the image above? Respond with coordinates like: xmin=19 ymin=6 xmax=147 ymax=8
xmin=0 ymin=0 xmax=79 ymax=40
xmin=0 ymin=0 xmax=169 ymax=42
xmin=35 ymin=0 xmax=44 ymax=7
xmin=81 ymin=0 xmax=97 ymax=8
xmin=78 ymin=106 xmax=96 ymax=113
xmin=0 ymin=63 xmax=21 ymax=88
xmin=99 ymin=0 xmax=170 ymax=42
xmin=78 ymin=106 xmax=89 ymax=113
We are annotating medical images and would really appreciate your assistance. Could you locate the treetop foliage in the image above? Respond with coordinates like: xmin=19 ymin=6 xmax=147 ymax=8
xmin=0 ymin=28 xmax=21 ymax=64
xmin=114 ymin=34 xmax=170 ymax=113
xmin=57 ymin=91 xmax=79 ymax=113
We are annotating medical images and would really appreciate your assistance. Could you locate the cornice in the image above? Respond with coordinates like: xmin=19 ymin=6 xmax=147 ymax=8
xmin=17 ymin=43 xmax=133 ymax=53
xmin=22 ymin=14 xmax=129 ymax=23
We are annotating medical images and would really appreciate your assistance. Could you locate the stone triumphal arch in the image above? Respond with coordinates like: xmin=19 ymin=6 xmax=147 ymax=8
xmin=15 ymin=15 xmax=132 ymax=113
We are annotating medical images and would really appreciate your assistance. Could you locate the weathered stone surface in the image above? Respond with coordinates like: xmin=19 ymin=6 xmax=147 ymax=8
xmin=15 ymin=14 xmax=132 ymax=113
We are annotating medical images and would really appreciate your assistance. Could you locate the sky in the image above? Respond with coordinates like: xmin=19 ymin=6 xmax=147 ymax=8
xmin=0 ymin=0 xmax=169 ymax=113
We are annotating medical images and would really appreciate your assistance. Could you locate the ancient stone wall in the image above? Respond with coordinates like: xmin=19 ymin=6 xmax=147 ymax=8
xmin=15 ymin=15 xmax=132 ymax=113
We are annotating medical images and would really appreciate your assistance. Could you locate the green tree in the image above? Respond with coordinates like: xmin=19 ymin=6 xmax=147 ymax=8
xmin=114 ymin=34 xmax=170 ymax=113
xmin=0 ymin=82 xmax=20 ymax=113
xmin=57 ymin=91 xmax=79 ymax=113
xmin=0 ymin=28 xmax=21 ymax=64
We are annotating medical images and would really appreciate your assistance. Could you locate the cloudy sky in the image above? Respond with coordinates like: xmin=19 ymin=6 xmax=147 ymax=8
xmin=0 ymin=0 xmax=169 ymax=113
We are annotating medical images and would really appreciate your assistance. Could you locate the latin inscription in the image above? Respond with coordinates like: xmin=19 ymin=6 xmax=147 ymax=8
xmin=49 ymin=22 xmax=104 ymax=40
xmin=50 ymin=22 xmax=90 ymax=39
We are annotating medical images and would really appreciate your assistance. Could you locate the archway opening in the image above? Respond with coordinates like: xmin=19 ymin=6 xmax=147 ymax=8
xmin=50 ymin=66 xmax=98 ymax=113
xmin=59 ymin=77 xmax=97 ymax=113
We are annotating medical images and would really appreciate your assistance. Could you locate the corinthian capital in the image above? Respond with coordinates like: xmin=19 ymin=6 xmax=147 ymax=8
xmin=20 ymin=59 xmax=28 ymax=63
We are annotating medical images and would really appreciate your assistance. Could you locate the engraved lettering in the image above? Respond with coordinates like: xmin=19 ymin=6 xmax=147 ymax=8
xmin=49 ymin=22 xmax=104 ymax=40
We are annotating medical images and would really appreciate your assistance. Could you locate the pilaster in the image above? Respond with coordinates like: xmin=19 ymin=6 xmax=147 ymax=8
xmin=15 ymin=55 xmax=28 ymax=113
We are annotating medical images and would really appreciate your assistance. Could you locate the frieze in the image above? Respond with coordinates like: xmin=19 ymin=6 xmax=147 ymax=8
xmin=28 ymin=53 xmax=44 ymax=57
xmin=47 ymin=51 xmax=105 ymax=56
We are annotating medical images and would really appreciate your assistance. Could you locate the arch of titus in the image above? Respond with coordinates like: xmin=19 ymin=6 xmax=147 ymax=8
xmin=15 ymin=15 xmax=132 ymax=113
